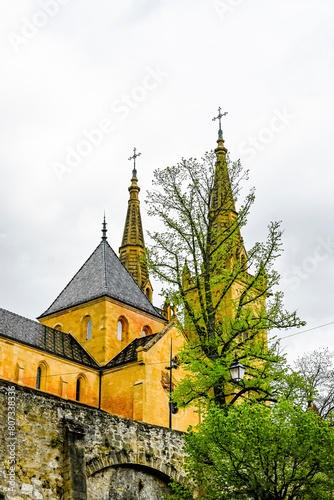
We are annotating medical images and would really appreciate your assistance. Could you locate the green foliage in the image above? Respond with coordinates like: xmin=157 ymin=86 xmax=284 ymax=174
xmin=147 ymin=147 xmax=333 ymax=499
xmin=164 ymin=481 xmax=194 ymax=500
xmin=146 ymin=150 xmax=305 ymax=409
xmin=184 ymin=399 xmax=334 ymax=500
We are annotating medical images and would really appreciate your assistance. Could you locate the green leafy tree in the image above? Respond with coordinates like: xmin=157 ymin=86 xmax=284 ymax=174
xmin=294 ymin=348 xmax=334 ymax=420
xmin=146 ymin=140 xmax=304 ymax=409
xmin=169 ymin=399 xmax=334 ymax=500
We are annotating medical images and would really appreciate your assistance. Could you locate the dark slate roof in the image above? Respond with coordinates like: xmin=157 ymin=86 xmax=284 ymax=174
xmin=0 ymin=308 xmax=98 ymax=367
xmin=39 ymin=241 xmax=163 ymax=319
xmin=104 ymin=320 xmax=176 ymax=370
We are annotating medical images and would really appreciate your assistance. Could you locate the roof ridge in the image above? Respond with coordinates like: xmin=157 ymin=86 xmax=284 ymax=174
xmin=67 ymin=332 xmax=100 ymax=366
xmin=102 ymin=240 xmax=108 ymax=291
xmin=0 ymin=307 xmax=42 ymax=326
xmin=142 ymin=320 xmax=177 ymax=351
xmin=102 ymin=331 xmax=160 ymax=369
xmin=0 ymin=308 xmax=98 ymax=367
xmin=39 ymin=240 xmax=164 ymax=320
xmin=105 ymin=241 xmax=159 ymax=311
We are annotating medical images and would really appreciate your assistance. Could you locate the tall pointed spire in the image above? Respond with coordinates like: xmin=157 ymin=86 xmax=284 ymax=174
xmin=101 ymin=213 xmax=108 ymax=241
xmin=211 ymin=108 xmax=247 ymax=269
xmin=211 ymin=107 xmax=235 ymax=214
xmin=119 ymin=149 xmax=150 ymax=291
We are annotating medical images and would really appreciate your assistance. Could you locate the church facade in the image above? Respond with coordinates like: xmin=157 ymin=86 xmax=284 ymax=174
xmin=0 ymin=153 xmax=200 ymax=433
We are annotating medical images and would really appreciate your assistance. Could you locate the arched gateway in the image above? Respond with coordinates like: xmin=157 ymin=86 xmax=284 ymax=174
xmin=0 ymin=381 xmax=187 ymax=499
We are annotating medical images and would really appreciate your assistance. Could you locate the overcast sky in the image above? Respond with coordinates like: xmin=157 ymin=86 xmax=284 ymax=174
xmin=0 ymin=0 xmax=333 ymax=364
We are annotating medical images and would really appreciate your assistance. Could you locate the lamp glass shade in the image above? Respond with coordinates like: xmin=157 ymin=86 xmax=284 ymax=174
xmin=229 ymin=359 xmax=245 ymax=382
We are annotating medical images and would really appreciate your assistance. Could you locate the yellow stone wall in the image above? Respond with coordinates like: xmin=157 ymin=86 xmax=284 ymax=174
xmin=39 ymin=297 xmax=166 ymax=365
xmin=0 ymin=323 xmax=199 ymax=432
xmin=101 ymin=326 xmax=200 ymax=433
xmin=2 ymin=299 xmax=198 ymax=432
xmin=0 ymin=338 xmax=99 ymax=406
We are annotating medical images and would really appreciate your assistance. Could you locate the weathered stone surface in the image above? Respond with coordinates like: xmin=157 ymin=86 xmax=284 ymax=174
xmin=0 ymin=380 xmax=187 ymax=500
xmin=88 ymin=466 xmax=172 ymax=500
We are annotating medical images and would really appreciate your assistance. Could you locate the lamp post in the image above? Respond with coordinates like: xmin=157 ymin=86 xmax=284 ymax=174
xmin=165 ymin=339 xmax=178 ymax=429
xmin=229 ymin=354 xmax=245 ymax=383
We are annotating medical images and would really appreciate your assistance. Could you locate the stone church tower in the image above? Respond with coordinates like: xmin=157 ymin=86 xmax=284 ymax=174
xmin=119 ymin=149 xmax=153 ymax=301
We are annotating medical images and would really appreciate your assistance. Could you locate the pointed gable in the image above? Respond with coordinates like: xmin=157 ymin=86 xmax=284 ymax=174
xmin=39 ymin=241 xmax=163 ymax=319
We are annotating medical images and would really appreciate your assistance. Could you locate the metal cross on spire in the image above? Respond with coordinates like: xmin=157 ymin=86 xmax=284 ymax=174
xmin=212 ymin=107 xmax=228 ymax=139
xmin=128 ymin=147 xmax=141 ymax=179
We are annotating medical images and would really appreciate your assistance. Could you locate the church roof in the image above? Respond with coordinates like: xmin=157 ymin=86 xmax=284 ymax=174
xmin=104 ymin=320 xmax=176 ymax=369
xmin=0 ymin=308 xmax=98 ymax=367
xmin=39 ymin=240 xmax=163 ymax=319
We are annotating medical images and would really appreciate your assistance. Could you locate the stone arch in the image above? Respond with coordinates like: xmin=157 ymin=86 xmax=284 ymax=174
xmin=86 ymin=450 xmax=186 ymax=484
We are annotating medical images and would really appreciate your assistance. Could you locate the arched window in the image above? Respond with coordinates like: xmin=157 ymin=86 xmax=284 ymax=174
xmin=141 ymin=325 xmax=151 ymax=338
xmin=53 ymin=324 xmax=62 ymax=331
xmin=75 ymin=375 xmax=86 ymax=402
xmin=86 ymin=320 xmax=92 ymax=340
xmin=76 ymin=378 xmax=81 ymax=401
xmin=117 ymin=317 xmax=128 ymax=341
xmin=81 ymin=315 xmax=92 ymax=341
xmin=117 ymin=320 xmax=123 ymax=341
xmin=145 ymin=286 xmax=152 ymax=302
xmin=36 ymin=366 xmax=41 ymax=389
xmin=36 ymin=362 xmax=48 ymax=390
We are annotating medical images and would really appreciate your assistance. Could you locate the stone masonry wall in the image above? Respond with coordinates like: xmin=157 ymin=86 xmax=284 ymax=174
xmin=0 ymin=379 xmax=187 ymax=500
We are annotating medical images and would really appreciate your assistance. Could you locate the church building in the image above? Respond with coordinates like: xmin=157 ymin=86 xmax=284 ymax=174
xmin=0 ymin=119 xmax=253 ymax=435
xmin=0 ymin=149 xmax=200 ymax=432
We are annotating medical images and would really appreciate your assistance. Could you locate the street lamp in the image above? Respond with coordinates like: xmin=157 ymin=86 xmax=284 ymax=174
xmin=229 ymin=354 xmax=245 ymax=382
xmin=165 ymin=339 xmax=178 ymax=429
